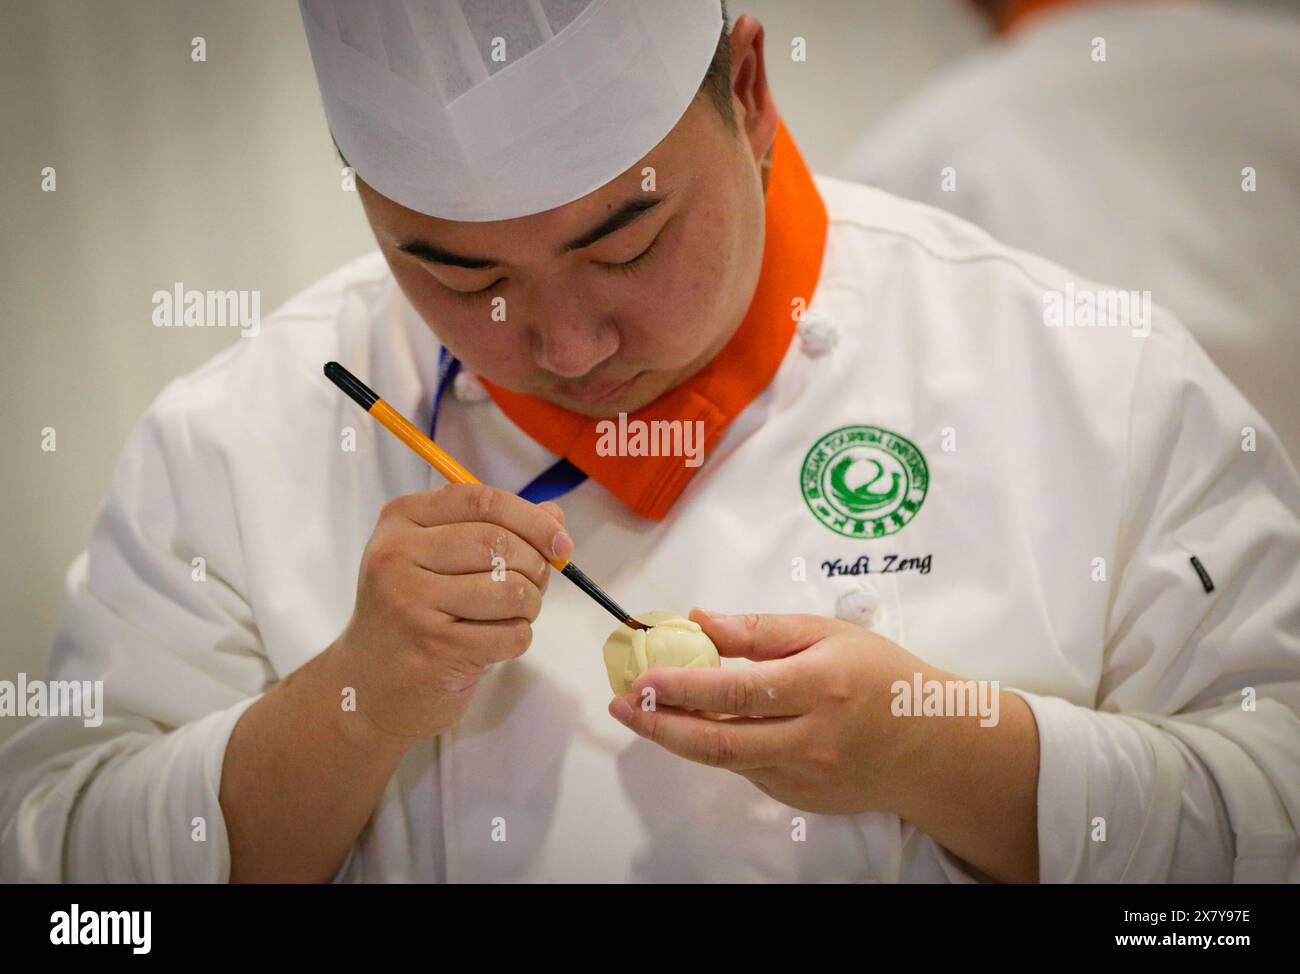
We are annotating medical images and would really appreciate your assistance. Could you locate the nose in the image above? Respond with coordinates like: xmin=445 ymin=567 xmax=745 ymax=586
xmin=531 ymin=314 xmax=620 ymax=379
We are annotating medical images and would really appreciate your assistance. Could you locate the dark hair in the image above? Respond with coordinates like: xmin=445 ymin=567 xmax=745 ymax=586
xmin=332 ymin=2 xmax=734 ymax=166
xmin=698 ymin=0 xmax=736 ymax=132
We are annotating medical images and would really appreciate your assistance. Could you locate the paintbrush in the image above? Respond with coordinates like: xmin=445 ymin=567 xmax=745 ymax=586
xmin=325 ymin=361 xmax=649 ymax=632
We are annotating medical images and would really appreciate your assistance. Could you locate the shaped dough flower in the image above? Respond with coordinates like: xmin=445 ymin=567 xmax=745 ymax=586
xmin=603 ymin=611 xmax=721 ymax=694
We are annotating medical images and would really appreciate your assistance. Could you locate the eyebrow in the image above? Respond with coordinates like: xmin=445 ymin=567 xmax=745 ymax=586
xmin=397 ymin=192 xmax=672 ymax=269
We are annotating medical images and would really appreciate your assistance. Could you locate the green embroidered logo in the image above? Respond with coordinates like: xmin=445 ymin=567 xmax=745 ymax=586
xmin=800 ymin=425 xmax=928 ymax=538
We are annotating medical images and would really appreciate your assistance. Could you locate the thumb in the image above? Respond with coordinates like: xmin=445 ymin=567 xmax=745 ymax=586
xmin=688 ymin=609 xmax=842 ymax=660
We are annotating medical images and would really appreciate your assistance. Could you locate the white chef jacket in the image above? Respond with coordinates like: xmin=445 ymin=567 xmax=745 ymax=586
xmin=838 ymin=0 xmax=1300 ymax=465
xmin=2 ymin=173 xmax=1298 ymax=883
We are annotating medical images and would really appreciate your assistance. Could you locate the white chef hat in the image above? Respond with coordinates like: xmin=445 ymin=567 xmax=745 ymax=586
xmin=299 ymin=0 xmax=724 ymax=222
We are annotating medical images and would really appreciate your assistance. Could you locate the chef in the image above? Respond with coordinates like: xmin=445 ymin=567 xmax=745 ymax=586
xmin=1 ymin=0 xmax=1297 ymax=884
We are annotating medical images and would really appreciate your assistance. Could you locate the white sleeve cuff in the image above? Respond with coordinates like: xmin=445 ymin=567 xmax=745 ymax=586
xmin=60 ymin=694 xmax=263 ymax=883
xmin=1006 ymin=688 xmax=1237 ymax=882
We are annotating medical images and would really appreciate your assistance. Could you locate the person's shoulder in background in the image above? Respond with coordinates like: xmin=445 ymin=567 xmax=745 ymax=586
xmin=836 ymin=1 xmax=1300 ymax=192
xmin=806 ymin=169 xmax=1250 ymax=478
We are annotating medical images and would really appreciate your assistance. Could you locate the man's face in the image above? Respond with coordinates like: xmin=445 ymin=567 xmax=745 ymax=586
xmin=358 ymin=97 xmax=770 ymax=417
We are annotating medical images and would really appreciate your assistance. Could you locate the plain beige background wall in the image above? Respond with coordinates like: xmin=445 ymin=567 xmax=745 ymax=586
xmin=0 ymin=0 xmax=986 ymax=747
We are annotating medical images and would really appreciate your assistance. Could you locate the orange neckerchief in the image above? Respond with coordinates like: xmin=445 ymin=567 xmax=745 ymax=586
xmin=479 ymin=118 xmax=828 ymax=521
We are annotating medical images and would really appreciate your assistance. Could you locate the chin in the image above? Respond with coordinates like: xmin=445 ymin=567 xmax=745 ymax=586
xmin=559 ymin=396 xmax=636 ymax=419
xmin=553 ymin=375 xmax=667 ymax=418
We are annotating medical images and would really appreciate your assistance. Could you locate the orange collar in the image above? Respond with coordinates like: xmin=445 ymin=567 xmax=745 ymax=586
xmin=479 ymin=118 xmax=828 ymax=521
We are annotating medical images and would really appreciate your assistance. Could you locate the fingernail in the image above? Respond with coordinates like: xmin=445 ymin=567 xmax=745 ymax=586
xmin=552 ymin=531 xmax=574 ymax=559
xmin=610 ymin=698 xmax=634 ymax=725
xmin=698 ymin=608 xmax=727 ymax=620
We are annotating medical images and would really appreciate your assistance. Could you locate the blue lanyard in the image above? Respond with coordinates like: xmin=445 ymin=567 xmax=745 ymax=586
xmin=429 ymin=347 xmax=588 ymax=505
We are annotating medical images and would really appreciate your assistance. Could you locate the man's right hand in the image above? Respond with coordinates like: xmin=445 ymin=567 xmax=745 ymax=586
xmin=330 ymin=483 xmax=572 ymax=749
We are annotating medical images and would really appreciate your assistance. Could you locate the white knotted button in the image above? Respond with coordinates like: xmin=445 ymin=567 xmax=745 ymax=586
xmin=797 ymin=312 xmax=838 ymax=357
xmin=452 ymin=369 xmax=490 ymax=403
xmin=832 ymin=577 xmax=881 ymax=626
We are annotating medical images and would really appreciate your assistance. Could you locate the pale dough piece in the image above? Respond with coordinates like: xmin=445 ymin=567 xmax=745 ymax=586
xmin=603 ymin=610 xmax=721 ymax=694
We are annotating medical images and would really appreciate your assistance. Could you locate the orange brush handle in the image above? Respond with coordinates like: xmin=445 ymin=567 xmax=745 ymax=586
xmin=369 ymin=399 xmax=572 ymax=571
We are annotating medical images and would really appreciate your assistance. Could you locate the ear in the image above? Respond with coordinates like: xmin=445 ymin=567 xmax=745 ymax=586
xmin=728 ymin=15 xmax=779 ymax=165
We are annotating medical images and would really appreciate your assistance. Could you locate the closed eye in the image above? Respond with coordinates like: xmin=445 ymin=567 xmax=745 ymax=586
xmin=434 ymin=222 xmax=665 ymax=296
xmin=437 ymin=276 xmax=504 ymax=301
xmin=597 ymin=227 xmax=664 ymax=275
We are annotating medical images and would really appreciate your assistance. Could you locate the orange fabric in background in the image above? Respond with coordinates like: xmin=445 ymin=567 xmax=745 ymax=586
xmin=1000 ymin=0 xmax=1090 ymax=32
xmin=999 ymin=0 xmax=1184 ymax=34
xmin=479 ymin=118 xmax=828 ymax=521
